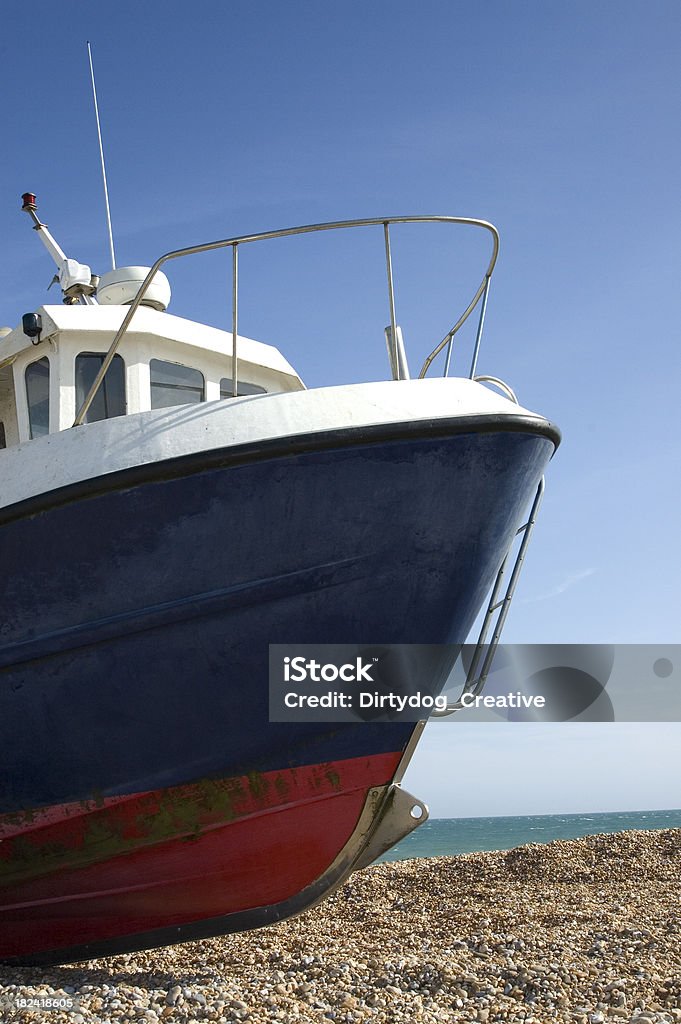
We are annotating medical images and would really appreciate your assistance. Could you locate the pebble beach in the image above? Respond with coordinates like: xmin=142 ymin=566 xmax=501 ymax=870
xmin=1 ymin=828 xmax=679 ymax=1024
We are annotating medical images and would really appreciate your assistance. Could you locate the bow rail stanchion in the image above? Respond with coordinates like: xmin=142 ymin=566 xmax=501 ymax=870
xmin=231 ymin=243 xmax=238 ymax=399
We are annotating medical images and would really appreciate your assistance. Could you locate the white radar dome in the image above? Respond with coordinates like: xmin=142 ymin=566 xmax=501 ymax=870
xmin=97 ymin=267 xmax=171 ymax=311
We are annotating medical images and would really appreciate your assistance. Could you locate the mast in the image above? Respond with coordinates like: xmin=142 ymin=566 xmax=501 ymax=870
xmin=87 ymin=41 xmax=116 ymax=271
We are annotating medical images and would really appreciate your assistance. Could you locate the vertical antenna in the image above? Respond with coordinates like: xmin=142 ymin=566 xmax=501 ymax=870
xmin=87 ymin=41 xmax=116 ymax=270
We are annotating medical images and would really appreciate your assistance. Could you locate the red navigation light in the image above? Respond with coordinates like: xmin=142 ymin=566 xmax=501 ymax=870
xmin=21 ymin=193 xmax=37 ymax=211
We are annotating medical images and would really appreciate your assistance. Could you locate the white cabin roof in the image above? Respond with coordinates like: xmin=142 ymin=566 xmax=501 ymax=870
xmin=0 ymin=301 xmax=305 ymax=448
xmin=0 ymin=304 xmax=303 ymax=386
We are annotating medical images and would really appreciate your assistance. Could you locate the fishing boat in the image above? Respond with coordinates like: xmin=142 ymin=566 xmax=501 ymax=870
xmin=0 ymin=195 xmax=559 ymax=965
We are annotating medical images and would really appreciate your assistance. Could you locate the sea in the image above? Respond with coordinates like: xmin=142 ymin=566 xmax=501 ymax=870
xmin=379 ymin=808 xmax=681 ymax=862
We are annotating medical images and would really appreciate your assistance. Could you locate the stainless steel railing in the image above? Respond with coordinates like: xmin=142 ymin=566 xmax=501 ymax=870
xmin=73 ymin=215 xmax=499 ymax=427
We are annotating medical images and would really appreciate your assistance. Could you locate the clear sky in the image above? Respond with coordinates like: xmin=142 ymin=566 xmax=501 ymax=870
xmin=1 ymin=1 xmax=679 ymax=815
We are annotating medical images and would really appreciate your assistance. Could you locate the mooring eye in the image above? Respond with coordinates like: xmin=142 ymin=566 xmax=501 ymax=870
xmin=410 ymin=804 xmax=424 ymax=820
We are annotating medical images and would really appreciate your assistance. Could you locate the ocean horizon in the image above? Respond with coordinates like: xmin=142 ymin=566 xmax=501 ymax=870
xmin=379 ymin=807 xmax=681 ymax=862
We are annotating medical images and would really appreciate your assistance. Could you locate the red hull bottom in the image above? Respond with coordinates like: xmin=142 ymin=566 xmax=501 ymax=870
xmin=0 ymin=752 xmax=402 ymax=963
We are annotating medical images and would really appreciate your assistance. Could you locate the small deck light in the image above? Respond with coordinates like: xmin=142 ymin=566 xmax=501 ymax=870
xmin=22 ymin=312 xmax=42 ymax=344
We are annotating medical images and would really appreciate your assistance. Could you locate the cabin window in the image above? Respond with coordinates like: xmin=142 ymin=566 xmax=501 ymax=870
xmin=150 ymin=359 xmax=205 ymax=409
xmin=220 ymin=378 xmax=267 ymax=398
xmin=0 ymin=422 xmax=5 ymax=450
xmin=25 ymin=357 xmax=50 ymax=439
xmin=75 ymin=353 xmax=126 ymax=423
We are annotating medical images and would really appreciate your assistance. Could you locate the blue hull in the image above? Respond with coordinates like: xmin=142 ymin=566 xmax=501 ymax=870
xmin=1 ymin=426 xmax=554 ymax=814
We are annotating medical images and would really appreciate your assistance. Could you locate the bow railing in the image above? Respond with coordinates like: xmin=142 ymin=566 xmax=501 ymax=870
xmin=73 ymin=214 xmax=499 ymax=427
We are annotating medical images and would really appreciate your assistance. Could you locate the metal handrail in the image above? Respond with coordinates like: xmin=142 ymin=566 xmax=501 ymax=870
xmin=419 ymin=273 xmax=492 ymax=380
xmin=73 ymin=215 xmax=500 ymax=426
xmin=473 ymin=375 xmax=518 ymax=403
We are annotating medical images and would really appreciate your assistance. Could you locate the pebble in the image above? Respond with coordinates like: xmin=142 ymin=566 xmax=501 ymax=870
xmin=0 ymin=829 xmax=679 ymax=1022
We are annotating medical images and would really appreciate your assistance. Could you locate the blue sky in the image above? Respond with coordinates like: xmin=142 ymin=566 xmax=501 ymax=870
xmin=1 ymin=2 xmax=679 ymax=814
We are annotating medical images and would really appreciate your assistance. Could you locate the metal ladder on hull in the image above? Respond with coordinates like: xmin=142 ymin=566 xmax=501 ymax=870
xmin=433 ymin=374 xmax=547 ymax=716
xmin=433 ymin=478 xmax=545 ymax=716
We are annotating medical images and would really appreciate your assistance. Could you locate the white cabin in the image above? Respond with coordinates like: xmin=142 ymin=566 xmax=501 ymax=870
xmin=0 ymin=304 xmax=304 ymax=450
